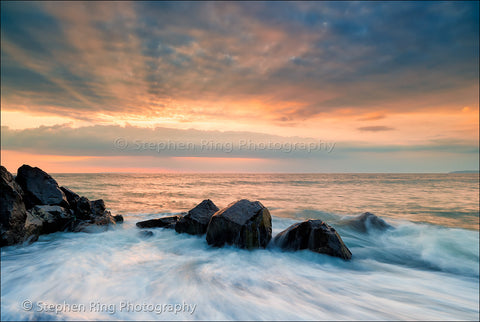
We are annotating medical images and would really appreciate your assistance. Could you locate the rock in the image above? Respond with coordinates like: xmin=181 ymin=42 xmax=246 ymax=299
xmin=113 ymin=215 xmax=124 ymax=223
xmin=136 ymin=215 xmax=181 ymax=229
xmin=91 ymin=199 xmax=106 ymax=217
xmin=274 ymin=220 xmax=352 ymax=260
xmin=175 ymin=199 xmax=219 ymax=235
xmin=343 ymin=212 xmax=392 ymax=233
xmin=15 ymin=164 xmax=68 ymax=208
xmin=94 ymin=213 xmax=116 ymax=226
xmin=75 ymin=196 xmax=92 ymax=220
xmin=24 ymin=205 xmax=72 ymax=237
xmin=138 ymin=230 xmax=153 ymax=238
xmin=0 ymin=166 xmax=27 ymax=246
xmin=206 ymin=199 xmax=272 ymax=249
xmin=60 ymin=187 xmax=80 ymax=208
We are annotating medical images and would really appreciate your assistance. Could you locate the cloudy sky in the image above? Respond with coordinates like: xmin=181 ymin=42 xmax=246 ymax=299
xmin=1 ymin=1 xmax=478 ymax=173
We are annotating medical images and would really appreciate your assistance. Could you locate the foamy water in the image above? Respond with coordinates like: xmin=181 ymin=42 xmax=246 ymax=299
xmin=1 ymin=174 xmax=479 ymax=320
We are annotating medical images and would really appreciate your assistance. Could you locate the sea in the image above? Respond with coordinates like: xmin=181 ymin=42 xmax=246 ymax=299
xmin=1 ymin=173 xmax=479 ymax=321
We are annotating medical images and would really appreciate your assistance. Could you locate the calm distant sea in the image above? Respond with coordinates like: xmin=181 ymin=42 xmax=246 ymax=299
xmin=1 ymin=173 xmax=479 ymax=320
xmin=54 ymin=173 xmax=479 ymax=230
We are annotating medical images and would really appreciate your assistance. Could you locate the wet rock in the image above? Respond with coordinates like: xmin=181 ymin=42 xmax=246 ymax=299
xmin=0 ymin=166 xmax=27 ymax=246
xmin=274 ymin=219 xmax=352 ymax=260
xmin=343 ymin=212 xmax=392 ymax=233
xmin=136 ymin=215 xmax=182 ymax=229
xmin=113 ymin=215 xmax=124 ymax=223
xmin=15 ymin=164 xmax=68 ymax=208
xmin=91 ymin=199 xmax=106 ymax=217
xmin=60 ymin=187 xmax=80 ymax=209
xmin=206 ymin=199 xmax=272 ymax=249
xmin=24 ymin=205 xmax=72 ymax=237
xmin=75 ymin=196 xmax=92 ymax=220
xmin=175 ymin=199 xmax=219 ymax=235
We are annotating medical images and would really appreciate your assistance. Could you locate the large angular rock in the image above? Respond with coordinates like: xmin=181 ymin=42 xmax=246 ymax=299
xmin=136 ymin=215 xmax=182 ymax=229
xmin=274 ymin=220 xmax=352 ymax=260
xmin=175 ymin=199 xmax=219 ymax=235
xmin=24 ymin=205 xmax=72 ymax=237
xmin=343 ymin=212 xmax=392 ymax=233
xmin=60 ymin=187 xmax=80 ymax=209
xmin=206 ymin=199 xmax=272 ymax=249
xmin=15 ymin=165 xmax=68 ymax=208
xmin=0 ymin=166 xmax=27 ymax=246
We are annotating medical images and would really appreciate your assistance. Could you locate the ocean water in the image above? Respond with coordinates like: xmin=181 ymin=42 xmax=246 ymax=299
xmin=1 ymin=173 xmax=479 ymax=321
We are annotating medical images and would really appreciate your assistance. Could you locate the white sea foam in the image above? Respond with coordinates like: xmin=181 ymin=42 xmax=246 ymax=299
xmin=1 ymin=214 xmax=478 ymax=321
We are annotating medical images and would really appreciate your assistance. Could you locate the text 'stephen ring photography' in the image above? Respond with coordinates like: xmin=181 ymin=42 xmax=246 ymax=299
xmin=0 ymin=1 xmax=478 ymax=321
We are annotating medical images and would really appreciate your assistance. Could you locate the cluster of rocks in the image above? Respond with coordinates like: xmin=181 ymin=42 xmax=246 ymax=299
xmin=136 ymin=199 xmax=353 ymax=260
xmin=1 ymin=165 xmax=122 ymax=246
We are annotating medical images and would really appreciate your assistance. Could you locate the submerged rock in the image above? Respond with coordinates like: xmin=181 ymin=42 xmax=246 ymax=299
xmin=344 ymin=212 xmax=392 ymax=233
xmin=206 ymin=199 xmax=272 ymax=249
xmin=0 ymin=166 xmax=27 ymax=246
xmin=136 ymin=215 xmax=182 ymax=229
xmin=274 ymin=219 xmax=352 ymax=260
xmin=175 ymin=199 xmax=219 ymax=235
xmin=138 ymin=230 xmax=154 ymax=238
xmin=15 ymin=164 xmax=68 ymax=208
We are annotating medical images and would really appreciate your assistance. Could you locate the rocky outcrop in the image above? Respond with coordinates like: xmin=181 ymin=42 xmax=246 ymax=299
xmin=175 ymin=199 xmax=219 ymax=235
xmin=24 ymin=205 xmax=71 ymax=237
xmin=343 ymin=212 xmax=392 ymax=233
xmin=0 ymin=165 xmax=118 ymax=247
xmin=274 ymin=220 xmax=352 ymax=260
xmin=136 ymin=215 xmax=182 ymax=229
xmin=15 ymin=165 xmax=68 ymax=208
xmin=0 ymin=166 xmax=27 ymax=246
xmin=206 ymin=199 xmax=272 ymax=249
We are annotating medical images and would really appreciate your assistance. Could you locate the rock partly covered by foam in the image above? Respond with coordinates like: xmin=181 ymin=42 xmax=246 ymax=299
xmin=175 ymin=199 xmax=219 ymax=235
xmin=274 ymin=219 xmax=352 ymax=260
xmin=0 ymin=165 xmax=119 ymax=246
xmin=136 ymin=215 xmax=182 ymax=229
xmin=343 ymin=212 xmax=392 ymax=233
xmin=206 ymin=199 xmax=272 ymax=249
xmin=15 ymin=165 xmax=68 ymax=208
xmin=0 ymin=166 xmax=27 ymax=246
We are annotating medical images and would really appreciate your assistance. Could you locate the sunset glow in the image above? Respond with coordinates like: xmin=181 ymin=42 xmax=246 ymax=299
xmin=1 ymin=1 xmax=478 ymax=173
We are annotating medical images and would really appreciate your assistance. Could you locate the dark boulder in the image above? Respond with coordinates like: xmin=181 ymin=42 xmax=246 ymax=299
xmin=0 ymin=166 xmax=27 ymax=246
xmin=24 ymin=205 xmax=72 ymax=237
xmin=136 ymin=215 xmax=182 ymax=229
xmin=274 ymin=220 xmax=352 ymax=260
xmin=343 ymin=212 xmax=392 ymax=233
xmin=91 ymin=199 xmax=106 ymax=217
xmin=175 ymin=199 xmax=219 ymax=235
xmin=15 ymin=164 xmax=68 ymax=208
xmin=206 ymin=199 xmax=272 ymax=249
xmin=113 ymin=215 xmax=124 ymax=223
xmin=60 ymin=187 xmax=80 ymax=208
xmin=75 ymin=196 xmax=92 ymax=220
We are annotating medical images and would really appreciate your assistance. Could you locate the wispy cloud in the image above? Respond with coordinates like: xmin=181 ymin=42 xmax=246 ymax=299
xmin=357 ymin=126 xmax=395 ymax=132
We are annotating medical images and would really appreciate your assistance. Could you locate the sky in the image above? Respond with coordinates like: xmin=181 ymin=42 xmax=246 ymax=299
xmin=1 ymin=1 xmax=478 ymax=173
